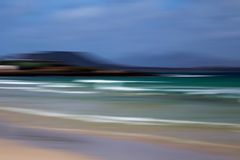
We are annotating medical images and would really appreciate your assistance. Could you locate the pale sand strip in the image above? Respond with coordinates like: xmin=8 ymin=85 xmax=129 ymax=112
xmin=0 ymin=139 xmax=97 ymax=160
xmin=0 ymin=109 xmax=240 ymax=159
xmin=0 ymin=108 xmax=239 ymax=150
xmin=46 ymin=128 xmax=240 ymax=150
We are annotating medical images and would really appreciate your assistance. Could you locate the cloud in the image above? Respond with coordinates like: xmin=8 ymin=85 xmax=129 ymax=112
xmin=0 ymin=0 xmax=240 ymax=65
xmin=0 ymin=0 xmax=39 ymax=17
xmin=53 ymin=6 xmax=105 ymax=20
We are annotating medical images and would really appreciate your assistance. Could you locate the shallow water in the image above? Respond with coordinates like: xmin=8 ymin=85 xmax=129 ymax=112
xmin=0 ymin=75 xmax=239 ymax=126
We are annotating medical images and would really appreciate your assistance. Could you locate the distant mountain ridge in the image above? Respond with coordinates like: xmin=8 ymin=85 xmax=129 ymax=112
xmin=3 ymin=51 xmax=123 ymax=69
xmin=0 ymin=51 xmax=156 ymax=76
xmin=3 ymin=51 xmax=240 ymax=68
xmin=1 ymin=51 xmax=240 ymax=75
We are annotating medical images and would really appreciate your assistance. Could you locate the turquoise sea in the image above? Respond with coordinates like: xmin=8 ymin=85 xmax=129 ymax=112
xmin=0 ymin=75 xmax=239 ymax=127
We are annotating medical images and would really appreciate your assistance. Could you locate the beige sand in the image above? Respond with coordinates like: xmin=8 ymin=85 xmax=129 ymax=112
xmin=0 ymin=109 xmax=240 ymax=160
xmin=0 ymin=139 xmax=97 ymax=160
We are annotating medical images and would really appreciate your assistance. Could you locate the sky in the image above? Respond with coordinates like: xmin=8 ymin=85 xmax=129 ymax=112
xmin=0 ymin=0 xmax=240 ymax=66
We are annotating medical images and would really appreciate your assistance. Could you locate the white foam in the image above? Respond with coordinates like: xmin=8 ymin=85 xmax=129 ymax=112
xmin=185 ymin=89 xmax=240 ymax=95
xmin=0 ymin=107 xmax=239 ymax=128
xmin=159 ymin=89 xmax=205 ymax=92
xmin=74 ymin=79 xmax=166 ymax=84
xmin=74 ymin=79 xmax=133 ymax=83
xmin=157 ymin=88 xmax=240 ymax=96
xmin=0 ymin=86 xmax=96 ymax=94
xmin=0 ymin=80 xmax=44 ymax=85
xmin=96 ymin=86 xmax=155 ymax=91
xmin=0 ymin=86 xmax=35 ymax=90
xmin=28 ymin=88 xmax=97 ymax=94
xmin=39 ymin=83 xmax=81 ymax=88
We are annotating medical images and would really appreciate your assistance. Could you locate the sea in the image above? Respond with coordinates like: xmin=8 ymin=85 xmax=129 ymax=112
xmin=0 ymin=75 xmax=239 ymax=127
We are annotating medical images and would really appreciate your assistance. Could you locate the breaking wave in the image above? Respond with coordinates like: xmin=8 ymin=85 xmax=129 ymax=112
xmin=0 ymin=107 xmax=239 ymax=128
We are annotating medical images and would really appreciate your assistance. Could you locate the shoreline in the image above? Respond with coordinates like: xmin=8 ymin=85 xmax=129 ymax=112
xmin=1 ymin=109 xmax=240 ymax=146
xmin=0 ymin=109 xmax=240 ymax=160
xmin=0 ymin=126 xmax=239 ymax=160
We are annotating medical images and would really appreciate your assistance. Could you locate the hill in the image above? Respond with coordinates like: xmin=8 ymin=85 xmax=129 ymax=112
xmin=3 ymin=51 xmax=122 ymax=69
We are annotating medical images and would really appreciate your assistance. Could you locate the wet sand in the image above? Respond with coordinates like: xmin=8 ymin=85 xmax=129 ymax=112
xmin=0 ymin=109 xmax=240 ymax=160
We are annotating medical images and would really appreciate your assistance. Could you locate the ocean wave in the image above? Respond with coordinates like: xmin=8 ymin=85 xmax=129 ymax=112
xmin=95 ymin=86 xmax=156 ymax=91
xmin=0 ymin=86 xmax=96 ymax=94
xmin=39 ymin=83 xmax=81 ymax=88
xmin=157 ymin=88 xmax=240 ymax=96
xmin=0 ymin=86 xmax=35 ymax=90
xmin=27 ymin=88 xmax=97 ymax=94
xmin=74 ymin=79 xmax=166 ymax=84
xmin=0 ymin=107 xmax=239 ymax=128
xmin=74 ymin=79 xmax=134 ymax=83
xmin=0 ymin=80 xmax=45 ymax=85
xmin=184 ymin=89 xmax=240 ymax=95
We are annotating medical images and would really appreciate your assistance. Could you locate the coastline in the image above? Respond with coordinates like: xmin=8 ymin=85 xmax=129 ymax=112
xmin=0 ymin=109 xmax=240 ymax=160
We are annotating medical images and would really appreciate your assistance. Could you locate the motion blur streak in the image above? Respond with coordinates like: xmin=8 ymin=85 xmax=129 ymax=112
xmin=0 ymin=0 xmax=240 ymax=160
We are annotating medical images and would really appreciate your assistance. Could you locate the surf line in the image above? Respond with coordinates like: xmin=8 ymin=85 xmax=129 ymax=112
xmin=0 ymin=107 xmax=239 ymax=128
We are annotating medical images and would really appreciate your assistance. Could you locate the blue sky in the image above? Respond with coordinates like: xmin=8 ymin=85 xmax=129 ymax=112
xmin=0 ymin=0 xmax=240 ymax=66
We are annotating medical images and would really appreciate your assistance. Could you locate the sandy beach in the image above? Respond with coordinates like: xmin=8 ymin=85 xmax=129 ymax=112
xmin=0 ymin=109 xmax=240 ymax=160
xmin=0 ymin=139 xmax=95 ymax=160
